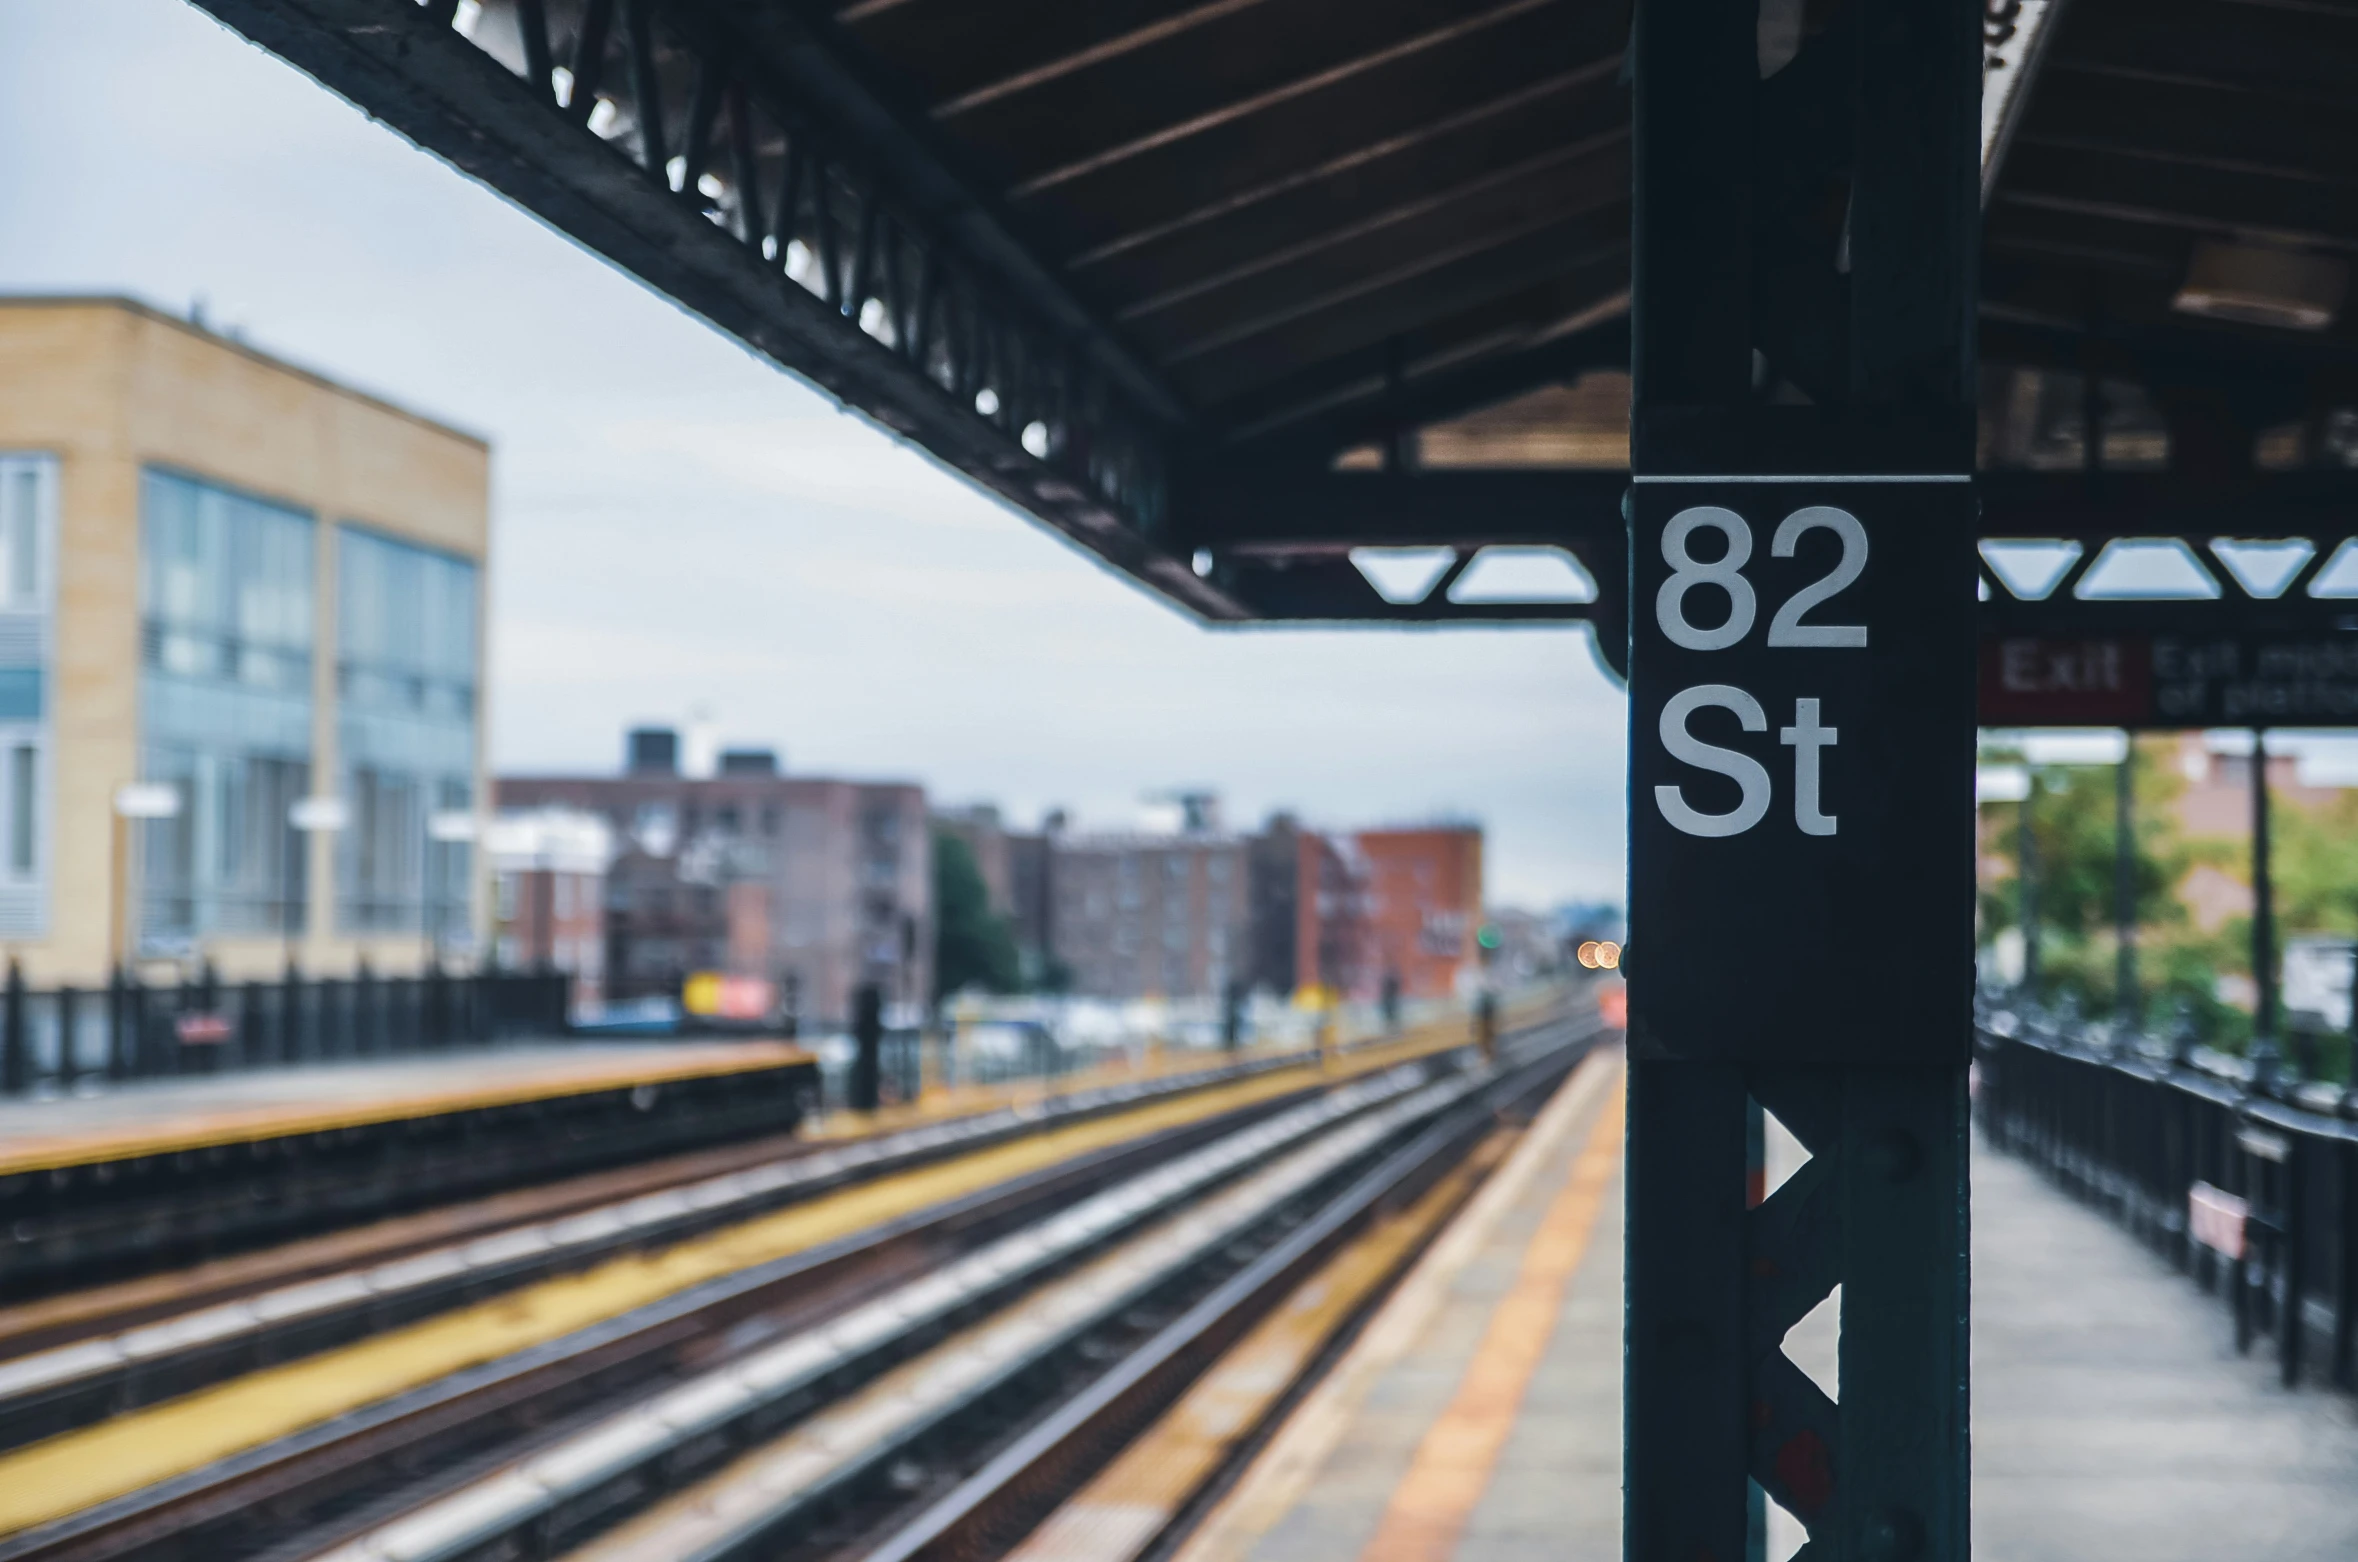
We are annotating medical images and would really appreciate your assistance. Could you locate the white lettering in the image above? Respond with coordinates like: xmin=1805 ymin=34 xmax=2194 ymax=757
xmin=1656 ymin=684 xmax=1772 ymax=837
xmin=1779 ymin=698 xmax=1839 ymax=836
xmin=1657 ymin=509 xmax=1757 ymax=651
xmin=1766 ymin=507 xmax=1868 ymax=647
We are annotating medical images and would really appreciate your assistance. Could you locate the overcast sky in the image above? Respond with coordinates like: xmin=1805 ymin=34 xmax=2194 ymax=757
xmin=0 ymin=0 xmax=1631 ymax=907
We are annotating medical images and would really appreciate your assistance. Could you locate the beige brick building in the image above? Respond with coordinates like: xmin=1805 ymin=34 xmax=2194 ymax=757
xmin=0 ymin=296 xmax=490 ymax=983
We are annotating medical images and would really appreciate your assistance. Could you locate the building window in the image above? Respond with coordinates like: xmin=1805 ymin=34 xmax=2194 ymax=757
xmin=336 ymin=525 xmax=478 ymax=939
xmin=4 ymin=743 xmax=35 ymax=878
xmin=634 ymin=800 xmax=677 ymax=849
xmin=0 ymin=454 xmax=50 ymax=938
xmin=138 ymin=468 xmax=313 ymax=943
xmin=4 ymin=464 xmax=42 ymax=608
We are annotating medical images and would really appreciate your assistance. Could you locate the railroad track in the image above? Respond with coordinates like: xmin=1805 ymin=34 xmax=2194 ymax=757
xmin=0 ymin=1003 xmax=1600 ymax=1562
xmin=0 ymin=1041 xmax=1339 ymax=1449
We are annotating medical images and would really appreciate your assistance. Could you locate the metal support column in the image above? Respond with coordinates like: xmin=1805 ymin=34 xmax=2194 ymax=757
xmin=2251 ymin=730 xmax=2280 ymax=1079
xmin=2116 ymin=750 xmax=2138 ymax=1021
xmin=1627 ymin=0 xmax=1979 ymax=1555
xmin=2020 ymin=774 xmax=2040 ymax=996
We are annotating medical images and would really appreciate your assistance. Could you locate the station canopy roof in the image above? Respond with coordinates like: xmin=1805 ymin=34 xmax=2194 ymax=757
xmin=200 ymin=0 xmax=2358 ymax=638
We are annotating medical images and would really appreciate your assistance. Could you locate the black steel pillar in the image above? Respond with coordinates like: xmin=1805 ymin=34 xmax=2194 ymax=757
xmin=2019 ymin=774 xmax=2040 ymax=995
xmin=1627 ymin=0 xmax=1978 ymax=1555
xmin=851 ymin=981 xmax=883 ymax=1112
xmin=2252 ymin=731 xmax=2280 ymax=1079
xmin=0 ymin=959 xmax=23 ymax=1095
xmin=2116 ymin=750 xmax=2138 ymax=1022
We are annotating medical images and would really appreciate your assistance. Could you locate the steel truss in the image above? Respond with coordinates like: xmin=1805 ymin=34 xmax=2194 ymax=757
xmin=196 ymin=0 xmax=1235 ymax=613
xmin=190 ymin=0 xmax=1611 ymax=628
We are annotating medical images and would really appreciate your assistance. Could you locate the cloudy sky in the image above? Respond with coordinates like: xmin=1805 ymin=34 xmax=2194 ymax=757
xmin=0 ymin=0 xmax=1631 ymax=906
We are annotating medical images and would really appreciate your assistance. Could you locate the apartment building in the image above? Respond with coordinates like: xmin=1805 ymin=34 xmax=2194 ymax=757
xmin=499 ymin=729 xmax=931 ymax=1025
xmin=0 ymin=296 xmax=490 ymax=981
xmin=1356 ymin=825 xmax=1486 ymax=1000
xmin=1048 ymin=826 xmax=1250 ymax=1001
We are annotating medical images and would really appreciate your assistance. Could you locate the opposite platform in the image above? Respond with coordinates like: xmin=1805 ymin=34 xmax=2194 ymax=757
xmin=1178 ymin=1059 xmax=2358 ymax=1562
xmin=0 ymin=1040 xmax=817 ymax=1175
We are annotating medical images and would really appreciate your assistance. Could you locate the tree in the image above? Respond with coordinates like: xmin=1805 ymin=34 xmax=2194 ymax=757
xmin=2273 ymin=789 xmax=2358 ymax=938
xmin=1978 ymin=739 xmax=2245 ymax=1038
xmin=932 ymin=829 xmax=1022 ymax=1002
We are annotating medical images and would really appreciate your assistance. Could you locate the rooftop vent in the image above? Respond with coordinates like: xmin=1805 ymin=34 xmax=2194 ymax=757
xmin=626 ymin=727 xmax=679 ymax=775
xmin=719 ymin=748 xmax=779 ymax=776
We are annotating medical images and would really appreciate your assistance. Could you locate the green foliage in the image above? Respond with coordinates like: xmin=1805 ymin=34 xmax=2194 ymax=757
xmin=2273 ymin=790 xmax=2358 ymax=937
xmin=932 ymin=829 xmax=1022 ymax=1002
xmin=1981 ymin=741 xmax=2358 ymax=1058
xmin=1979 ymin=741 xmax=2246 ymax=1041
xmin=1978 ymin=743 xmax=2190 ymax=944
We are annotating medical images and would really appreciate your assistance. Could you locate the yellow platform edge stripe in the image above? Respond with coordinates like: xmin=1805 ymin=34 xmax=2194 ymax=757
xmin=1001 ymin=1131 xmax=1510 ymax=1562
xmin=0 ymin=1015 xmax=1504 ymax=1536
xmin=0 ymin=1043 xmax=820 ymax=1178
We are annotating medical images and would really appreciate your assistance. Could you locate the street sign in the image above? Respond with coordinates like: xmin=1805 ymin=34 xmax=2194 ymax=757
xmin=1980 ymin=632 xmax=2358 ymax=727
xmin=1628 ymin=474 xmax=1978 ymax=1066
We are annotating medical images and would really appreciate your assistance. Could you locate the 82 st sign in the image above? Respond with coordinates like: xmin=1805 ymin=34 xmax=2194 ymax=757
xmin=1627 ymin=478 xmax=1977 ymax=1067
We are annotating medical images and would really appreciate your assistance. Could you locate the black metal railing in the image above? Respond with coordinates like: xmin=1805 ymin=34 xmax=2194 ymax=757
xmin=0 ymin=965 xmax=572 ymax=1096
xmin=1976 ymin=999 xmax=2358 ymax=1392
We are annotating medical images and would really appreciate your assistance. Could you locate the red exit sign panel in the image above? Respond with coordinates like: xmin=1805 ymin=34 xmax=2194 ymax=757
xmin=1978 ymin=636 xmax=2152 ymax=725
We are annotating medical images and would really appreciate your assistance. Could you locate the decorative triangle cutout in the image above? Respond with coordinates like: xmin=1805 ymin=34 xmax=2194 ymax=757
xmin=2075 ymin=538 xmax=2221 ymax=599
xmin=1347 ymin=546 xmax=1457 ymax=605
xmin=2308 ymin=538 xmax=2358 ymax=598
xmin=2209 ymin=538 xmax=2313 ymax=599
xmin=1781 ymin=1282 xmax=1841 ymax=1405
xmin=1446 ymin=545 xmax=1598 ymax=604
xmin=1978 ymin=539 xmax=2082 ymax=600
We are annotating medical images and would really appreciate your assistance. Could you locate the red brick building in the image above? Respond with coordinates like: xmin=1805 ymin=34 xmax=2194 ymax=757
xmin=1355 ymin=826 xmax=1485 ymax=1001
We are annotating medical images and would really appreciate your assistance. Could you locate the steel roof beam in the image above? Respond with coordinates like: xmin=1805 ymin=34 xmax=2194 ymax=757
xmin=992 ymin=0 xmax=1573 ymax=200
xmin=1996 ymin=146 xmax=2358 ymax=252
xmin=1170 ymin=215 xmax=1629 ymax=403
xmin=1981 ymin=301 xmax=2358 ymax=390
xmin=1174 ymin=468 xmax=1627 ymax=554
xmin=1213 ymin=308 xmax=1631 ymax=461
xmin=1061 ymin=68 xmax=1622 ymax=279
xmin=696 ymin=0 xmax=1182 ymax=420
xmin=1175 ymin=464 xmax=2358 ymax=548
xmin=190 ymin=0 xmax=1252 ymax=620
xmin=1110 ymin=139 xmax=1625 ymax=333
xmin=2021 ymin=69 xmax=2358 ymax=193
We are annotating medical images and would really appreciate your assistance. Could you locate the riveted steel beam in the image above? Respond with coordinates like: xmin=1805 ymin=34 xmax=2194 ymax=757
xmin=190 ymin=0 xmax=1243 ymax=619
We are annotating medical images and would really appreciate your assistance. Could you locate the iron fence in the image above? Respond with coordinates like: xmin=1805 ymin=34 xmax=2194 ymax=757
xmin=0 ymin=965 xmax=572 ymax=1096
xmin=1976 ymin=1000 xmax=2358 ymax=1392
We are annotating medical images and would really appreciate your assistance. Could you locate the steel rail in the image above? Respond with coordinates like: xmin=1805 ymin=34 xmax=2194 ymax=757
xmin=0 ymin=1047 xmax=1323 ymax=1450
xmin=0 ymin=1124 xmax=834 ymax=1362
xmin=1 ymin=1060 xmax=818 ymax=1298
xmin=0 ymin=1020 xmax=1568 ymax=1562
xmin=853 ymin=1038 xmax=1587 ymax=1562
xmin=495 ymin=1022 xmax=1591 ymax=1562
xmin=292 ymin=1055 xmax=1516 ymax=1562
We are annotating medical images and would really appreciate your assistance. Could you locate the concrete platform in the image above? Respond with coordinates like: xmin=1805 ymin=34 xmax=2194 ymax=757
xmin=1177 ymin=1055 xmax=2358 ymax=1562
xmin=0 ymin=1040 xmax=815 ymax=1173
